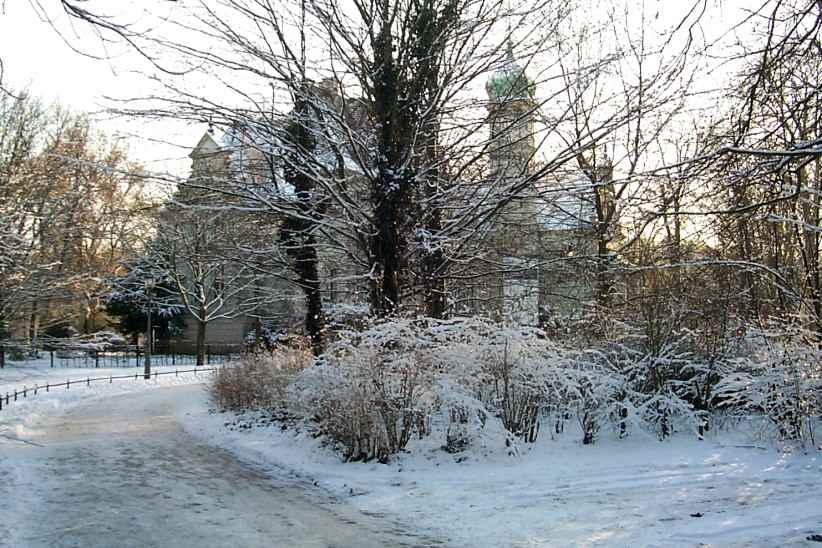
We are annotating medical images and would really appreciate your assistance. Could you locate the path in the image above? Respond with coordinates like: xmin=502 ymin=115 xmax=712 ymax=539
xmin=0 ymin=385 xmax=446 ymax=548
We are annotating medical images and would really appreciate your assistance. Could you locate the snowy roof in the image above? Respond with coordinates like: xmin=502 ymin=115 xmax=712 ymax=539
xmin=189 ymin=131 xmax=223 ymax=159
xmin=536 ymin=175 xmax=595 ymax=231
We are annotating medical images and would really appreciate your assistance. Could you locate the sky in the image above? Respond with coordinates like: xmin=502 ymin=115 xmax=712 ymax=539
xmin=0 ymin=1 xmax=204 ymax=177
xmin=0 ymin=0 xmax=755 ymax=180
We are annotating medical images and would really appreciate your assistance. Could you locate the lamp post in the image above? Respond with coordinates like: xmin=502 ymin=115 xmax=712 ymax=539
xmin=144 ymin=279 xmax=156 ymax=380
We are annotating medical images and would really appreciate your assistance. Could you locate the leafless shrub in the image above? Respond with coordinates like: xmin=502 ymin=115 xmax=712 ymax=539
xmin=211 ymin=348 xmax=311 ymax=411
xmin=289 ymin=321 xmax=437 ymax=463
xmin=484 ymin=339 xmax=543 ymax=444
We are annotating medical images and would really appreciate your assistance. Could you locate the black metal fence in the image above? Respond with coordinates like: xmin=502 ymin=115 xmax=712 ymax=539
xmin=0 ymin=366 xmax=220 ymax=412
xmin=47 ymin=344 xmax=242 ymax=368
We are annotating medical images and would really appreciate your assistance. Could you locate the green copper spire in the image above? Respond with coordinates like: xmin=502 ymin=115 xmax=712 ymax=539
xmin=486 ymin=38 xmax=536 ymax=102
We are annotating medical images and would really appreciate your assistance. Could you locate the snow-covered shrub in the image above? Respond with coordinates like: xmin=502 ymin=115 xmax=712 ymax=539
xmin=676 ymin=352 xmax=740 ymax=437
xmin=560 ymin=323 xmax=706 ymax=443
xmin=287 ymin=317 xmax=567 ymax=460
xmin=289 ymin=320 xmax=437 ymax=462
xmin=211 ymin=348 xmax=311 ymax=411
xmin=244 ymin=323 xmax=310 ymax=352
xmin=476 ymin=327 xmax=556 ymax=444
xmin=286 ymin=313 xmax=769 ymax=457
xmin=556 ymin=347 xmax=630 ymax=444
xmin=428 ymin=319 xmax=564 ymax=446
xmin=715 ymin=321 xmax=822 ymax=443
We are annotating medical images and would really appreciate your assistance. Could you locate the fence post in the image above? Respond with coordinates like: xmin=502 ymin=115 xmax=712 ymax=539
xmin=94 ymin=351 xmax=99 ymax=368
xmin=0 ymin=346 xmax=4 ymax=369
xmin=50 ymin=350 xmax=54 ymax=368
xmin=207 ymin=345 xmax=211 ymax=365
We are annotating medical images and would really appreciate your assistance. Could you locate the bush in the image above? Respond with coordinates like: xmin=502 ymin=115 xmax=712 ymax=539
xmin=289 ymin=321 xmax=436 ymax=462
xmin=715 ymin=321 xmax=822 ymax=444
xmin=211 ymin=347 xmax=311 ymax=411
xmin=287 ymin=318 xmax=568 ymax=460
xmin=280 ymin=314 xmax=819 ymax=461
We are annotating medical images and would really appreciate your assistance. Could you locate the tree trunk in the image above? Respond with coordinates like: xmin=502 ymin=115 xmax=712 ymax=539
xmin=301 ymin=237 xmax=325 ymax=356
xmin=596 ymin=236 xmax=612 ymax=310
xmin=196 ymin=319 xmax=206 ymax=366
xmin=422 ymin=245 xmax=447 ymax=319
xmin=281 ymin=83 xmax=327 ymax=355
xmin=371 ymin=183 xmax=405 ymax=317
xmin=28 ymin=303 xmax=40 ymax=355
xmin=368 ymin=16 xmax=413 ymax=318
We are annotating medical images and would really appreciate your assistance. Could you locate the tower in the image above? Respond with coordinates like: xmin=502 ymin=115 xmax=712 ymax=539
xmin=484 ymin=41 xmax=541 ymax=324
xmin=486 ymin=42 xmax=537 ymax=181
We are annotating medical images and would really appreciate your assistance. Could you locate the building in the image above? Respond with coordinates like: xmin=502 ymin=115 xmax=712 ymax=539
xmin=454 ymin=44 xmax=616 ymax=324
xmin=174 ymin=51 xmax=616 ymax=347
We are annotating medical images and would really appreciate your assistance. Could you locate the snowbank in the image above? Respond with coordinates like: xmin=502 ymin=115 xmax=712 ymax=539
xmin=180 ymin=404 xmax=822 ymax=547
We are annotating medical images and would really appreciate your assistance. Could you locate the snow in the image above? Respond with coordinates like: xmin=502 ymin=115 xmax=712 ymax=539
xmin=3 ymin=357 xmax=821 ymax=547
xmin=1 ymin=387 xmax=442 ymax=548
xmin=180 ymin=407 xmax=822 ymax=547
xmin=0 ymin=358 xmax=218 ymax=437
xmin=0 ymin=363 xmax=223 ymax=547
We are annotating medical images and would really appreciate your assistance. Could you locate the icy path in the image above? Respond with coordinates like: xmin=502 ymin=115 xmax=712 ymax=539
xmin=0 ymin=386 xmax=445 ymax=548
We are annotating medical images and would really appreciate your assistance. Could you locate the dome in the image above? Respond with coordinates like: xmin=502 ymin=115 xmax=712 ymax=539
xmin=486 ymin=42 xmax=536 ymax=102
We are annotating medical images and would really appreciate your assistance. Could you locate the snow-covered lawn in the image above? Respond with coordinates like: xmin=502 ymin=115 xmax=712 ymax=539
xmin=0 ymin=358 xmax=217 ymax=435
xmin=181 ymin=405 xmax=822 ymax=547
xmin=3 ymin=358 xmax=820 ymax=547
xmin=0 ymin=356 xmax=209 ymax=389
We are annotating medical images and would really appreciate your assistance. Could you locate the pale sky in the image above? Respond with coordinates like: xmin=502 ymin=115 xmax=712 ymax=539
xmin=0 ymin=0 xmax=754 ymax=179
xmin=0 ymin=1 xmax=204 ymax=177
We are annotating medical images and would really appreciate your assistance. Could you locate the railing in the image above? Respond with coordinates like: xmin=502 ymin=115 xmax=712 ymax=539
xmin=0 ymin=342 xmax=244 ymax=370
xmin=0 ymin=366 xmax=219 ymax=412
xmin=47 ymin=344 xmax=242 ymax=368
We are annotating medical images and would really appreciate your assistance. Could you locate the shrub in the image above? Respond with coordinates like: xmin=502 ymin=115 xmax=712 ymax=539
xmin=288 ymin=318 xmax=569 ymax=460
xmin=715 ymin=321 xmax=822 ymax=444
xmin=289 ymin=321 xmax=436 ymax=463
xmin=211 ymin=347 xmax=311 ymax=411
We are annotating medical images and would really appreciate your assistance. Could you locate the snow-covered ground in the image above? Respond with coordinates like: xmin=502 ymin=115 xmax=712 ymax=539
xmin=0 ymin=362 xmax=224 ymax=547
xmin=0 ymin=358 xmax=218 ymax=441
xmin=1 ymin=386 xmax=443 ymax=548
xmin=181 ymin=406 xmax=822 ymax=547
xmin=0 ymin=356 xmax=210 ymax=389
xmin=3 ymin=358 xmax=821 ymax=547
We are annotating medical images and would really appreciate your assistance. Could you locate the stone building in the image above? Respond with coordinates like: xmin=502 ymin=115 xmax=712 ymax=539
xmin=454 ymin=44 xmax=616 ymax=324
xmin=165 ymin=131 xmax=300 ymax=353
xmin=173 ymin=50 xmax=616 ymax=347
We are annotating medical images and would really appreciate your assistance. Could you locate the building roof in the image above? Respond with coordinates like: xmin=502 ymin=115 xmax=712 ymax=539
xmin=189 ymin=131 xmax=223 ymax=159
xmin=536 ymin=175 xmax=596 ymax=231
